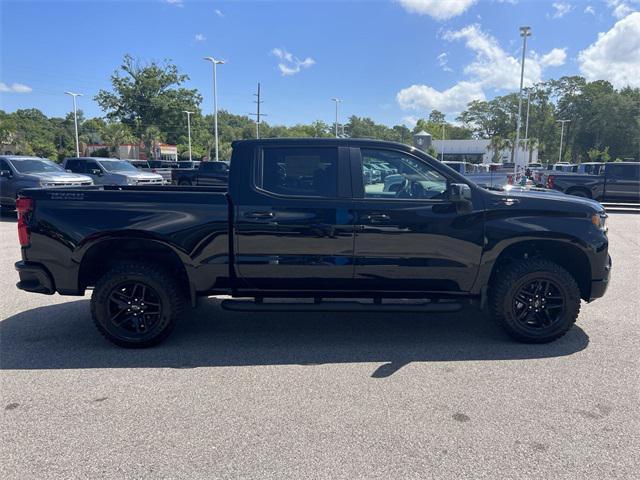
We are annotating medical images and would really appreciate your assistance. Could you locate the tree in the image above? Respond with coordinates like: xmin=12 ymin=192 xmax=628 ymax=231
xmin=95 ymin=54 xmax=202 ymax=143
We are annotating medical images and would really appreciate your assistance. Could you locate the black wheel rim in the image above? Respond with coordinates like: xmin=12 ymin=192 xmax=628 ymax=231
xmin=107 ymin=282 xmax=162 ymax=337
xmin=512 ymin=279 xmax=565 ymax=330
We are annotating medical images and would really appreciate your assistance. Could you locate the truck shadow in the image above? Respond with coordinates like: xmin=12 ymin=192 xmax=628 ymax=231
xmin=0 ymin=298 xmax=589 ymax=377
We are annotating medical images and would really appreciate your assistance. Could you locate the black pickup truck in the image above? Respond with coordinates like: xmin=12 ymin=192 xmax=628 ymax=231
xmin=546 ymin=162 xmax=640 ymax=202
xmin=14 ymin=139 xmax=611 ymax=347
xmin=171 ymin=160 xmax=229 ymax=186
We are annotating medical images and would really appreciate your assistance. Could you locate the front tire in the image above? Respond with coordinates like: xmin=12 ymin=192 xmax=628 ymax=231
xmin=91 ymin=263 xmax=184 ymax=348
xmin=178 ymin=179 xmax=192 ymax=186
xmin=489 ymin=259 xmax=581 ymax=343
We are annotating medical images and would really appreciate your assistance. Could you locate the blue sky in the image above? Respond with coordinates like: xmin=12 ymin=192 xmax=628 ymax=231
xmin=1 ymin=0 xmax=639 ymax=127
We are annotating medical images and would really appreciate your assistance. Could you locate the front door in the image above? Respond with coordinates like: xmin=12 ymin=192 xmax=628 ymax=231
xmin=234 ymin=145 xmax=355 ymax=291
xmin=351 ymin=147 xmax=484 ymax=293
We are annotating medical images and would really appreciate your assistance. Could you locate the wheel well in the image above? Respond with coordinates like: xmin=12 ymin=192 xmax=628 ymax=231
xmin=566 ymin=186 xmax=592 ymax=198
xmin=78 ymin=239 xmax=191 ymax=297
xmin=489 ymin=241 xmax=591 ymax=300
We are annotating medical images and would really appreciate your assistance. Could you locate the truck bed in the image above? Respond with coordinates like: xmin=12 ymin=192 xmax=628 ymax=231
xmin=18 ymin=184 xmax=231 ymax=296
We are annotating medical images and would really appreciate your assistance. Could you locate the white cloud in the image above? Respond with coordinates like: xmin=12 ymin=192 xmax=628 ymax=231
xmin=271 ymin=48 xmax=315 ymax=76
xmin=606 ymin=0 xmax=637 ymax=19
xmin=396 ymin=81 xmax=485 ymax=113
xmin=578 ymin=12 xmax=640 ymax=88
xmin=214 ymin=9 xmax=224 ymax=17
xmin=584 ymin=5 xmax=596 ymax=15
xmin=396 ymin=24 xmax=566 ymax=115
xmin=401 ymin=115 xmax=420 ymax=128
xmin=165 ymin=0 xmax=183 ymax=7
xmin=550 ymin=2 xmax=573 ymax=19
xmin=437 ymin=52 xmax=453 ymax=72
xmin=539 ymin=48 xmax=567 ymax=67
xmin=397 ymin=0 xmax=478 ymax=21
xmin=0 ymin=82 xmax=32 ymax=93
xmin=194 ymin=33 xmax=206 ymax=42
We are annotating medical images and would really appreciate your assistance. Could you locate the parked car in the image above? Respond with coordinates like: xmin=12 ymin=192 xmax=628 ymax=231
xmin=15 ymin=139 xmax=610 ymax=347
xmin=176 ymin=161 xmax=201 ymax=169
xmin=0 ymin=156 xmax=93 ymax=210
xmin=575 ymin=162 xmax=605 ymax=175
xmin=171 ymin=160 xmax=229 ymax=186
xmin=127 ymin=159 xmax=174 ymax=184
xmin=547 ymin=161 xmax=640 ymax=202
xmin=63 ymin=157 xmax=164 ymax=186
xmin=441 ymin=161 xmax=510 ymax=188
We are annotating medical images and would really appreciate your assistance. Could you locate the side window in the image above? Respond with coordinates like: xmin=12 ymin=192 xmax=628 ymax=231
xmin=0 ymin=159 xmax=11 ymax=172
xmin=65 ymin=159 xmax=82 ymax=173
xmin=85 ymin=160 xmax=101 ymax=173
xmin=361 ymin=149 xmax=448 ymax=200
xmin=608 ymin=163 xmax=639 ymax=180
xmin=258 ymin=147 xmax=338 ymax=197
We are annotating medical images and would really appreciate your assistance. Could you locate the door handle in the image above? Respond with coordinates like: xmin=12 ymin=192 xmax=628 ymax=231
xmin=363 ymin=213 xmax=390 ymax=222
xmin=244 ymin=211 xmax=275 ymax=219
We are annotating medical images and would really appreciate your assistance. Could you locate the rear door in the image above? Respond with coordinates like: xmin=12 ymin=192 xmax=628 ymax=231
xmin=234 ymin=144 xmax=355 ymax=291
xmin=351 ymin=147 xmax=484 ymax=293
xmin=604 ymin=163 xmax=640 ymax=202
xmin=0 ymin=159 xmax=16 ymax=205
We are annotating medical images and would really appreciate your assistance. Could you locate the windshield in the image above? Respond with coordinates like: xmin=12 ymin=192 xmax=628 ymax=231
xmin=98 ymin=160 xmax=138 ymax=172
xmin=9 ymin=159 xmax=64 ymax=174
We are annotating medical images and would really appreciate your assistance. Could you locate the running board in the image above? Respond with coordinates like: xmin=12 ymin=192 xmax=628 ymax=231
xmin=221 ymin=299 xmax=462 ymax=313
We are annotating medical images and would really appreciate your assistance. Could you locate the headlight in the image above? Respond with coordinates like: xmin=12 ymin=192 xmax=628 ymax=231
xmin=591 ymin=213 xmax=607 ymax=230
xmin=126 ymin=177 xmax=137 ymax=185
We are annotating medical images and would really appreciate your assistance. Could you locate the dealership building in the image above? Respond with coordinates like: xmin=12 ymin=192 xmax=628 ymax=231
xmin=413 ymin=131 xmax=538 ymax=164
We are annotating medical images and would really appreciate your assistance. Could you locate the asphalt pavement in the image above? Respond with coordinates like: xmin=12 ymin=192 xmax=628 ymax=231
xmin=1 ymin=213 xmax=638 ymax=479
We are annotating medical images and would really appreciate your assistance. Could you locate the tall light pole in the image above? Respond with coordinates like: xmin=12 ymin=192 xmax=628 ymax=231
xmin=204 ymin=56 xmax=224 ymax=161
xmin=249 ymin=82 xmax=267 ymax=139
xmin=331 ymin=98 xmax=342 ymax=138
xmin=557 ymin=119 xmax=570 ymax=163
xmin=183 ymin=111 xmax=194 ymax=161
xmin=441 ymin=121 xmax=446 ymax=162
xmin=65 ymin=91 xmax=83 ymax=157
xmin=514 ymin=26 xmax=531 ymax=178
xmin=523 ymin=90 xmax=531 ymax=159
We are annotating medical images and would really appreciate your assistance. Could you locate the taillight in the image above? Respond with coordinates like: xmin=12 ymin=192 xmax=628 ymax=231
xmin=506 ymin=174 xmax=514 ymax=185
xmin=16 ymin=197 xmax=34 ymax=247
xmin=547 ymin=175 xmax=555 ymax=189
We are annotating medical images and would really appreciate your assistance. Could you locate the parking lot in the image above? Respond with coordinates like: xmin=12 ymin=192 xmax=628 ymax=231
xmin=1 ymin=213 xmax=638 ymax=479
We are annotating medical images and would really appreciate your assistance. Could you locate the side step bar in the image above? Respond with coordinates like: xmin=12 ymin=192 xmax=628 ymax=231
xmin=221 ymin=299 xmax=462 ymax=313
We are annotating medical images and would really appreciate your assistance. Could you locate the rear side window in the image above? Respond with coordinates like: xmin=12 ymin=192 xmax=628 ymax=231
xmin=65 ymin=159 xmax=84 ymax=173
xmin=257 ymin=147 xmax=338 ymax=197
xmin=0 ymin=159 xmax=11 ymax=171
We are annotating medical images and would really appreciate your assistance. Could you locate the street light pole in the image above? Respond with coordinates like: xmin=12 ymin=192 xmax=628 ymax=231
xmin=557 ymin=119 xmax=570 ymax=163
xmin=183 ymin=111 xmax=194 ymax=161
xmin=441 ymin=122 xmax=446 ymax=162
xmin=331 ymin=98 xmax=342 ymax=138
xmin=65 ymin=91 xmax=83 ymax=157
xmin=523 ymin=90 xmax=531 ymax=157
xmin=514 ymin=26 xmax=531 ymax=178
xmin=204 ymin=57 xmax=224 ymax=161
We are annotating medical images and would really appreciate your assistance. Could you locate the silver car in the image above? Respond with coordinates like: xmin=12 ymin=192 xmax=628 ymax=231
xmin=0 ymin=156 xmax=93 ymax=209
xmin=62 ymin=157 xmax=164 ymax=186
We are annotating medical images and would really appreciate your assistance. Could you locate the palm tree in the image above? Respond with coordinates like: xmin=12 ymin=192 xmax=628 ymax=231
xmin=142 ymin=126 xmax=162 ymax=160
xmin=102 ymin=123 xmax=133 ymax=158
xmin=487 ymin=135 xmax=506 ymax=163
xmin=525 ymin=137 xmax=539 ymax=163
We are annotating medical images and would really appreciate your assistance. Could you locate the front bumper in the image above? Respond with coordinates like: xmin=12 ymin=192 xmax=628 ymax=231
xmin=15 ymin=261 xmax=55 ymax=295
xmin=589 ymin=254 xmax=612 ymax=301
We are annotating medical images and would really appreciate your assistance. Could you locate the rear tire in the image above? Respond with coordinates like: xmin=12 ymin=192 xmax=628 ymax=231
xmin=489 ymin=259 xmax=581 ymax=343
xmin=178 ymin=180 xmax=192 ymax=186
xmin=91 ymin=262 xmax=184 ymax=348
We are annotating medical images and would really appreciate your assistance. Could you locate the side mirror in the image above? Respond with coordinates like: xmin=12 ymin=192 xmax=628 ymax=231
xmin=450 ymin=183 xmax=472 ymax=202
xmin=0 ymin=169 xmax=11 ymax=178
xmin=91 ymin=169 xmax=102 ymax=176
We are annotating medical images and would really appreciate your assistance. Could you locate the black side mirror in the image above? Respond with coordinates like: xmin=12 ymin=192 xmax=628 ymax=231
xmin=450 ymin=183 xmax=472 ymax=202
xmin=91 ymin=169 xmax=102 ymax=176
xmin=0 ymin=169 xmax=12 ymax=178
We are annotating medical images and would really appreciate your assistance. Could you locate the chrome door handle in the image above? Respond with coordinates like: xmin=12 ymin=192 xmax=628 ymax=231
xmin=244 ymin=211 xmax=275 ymax=219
